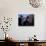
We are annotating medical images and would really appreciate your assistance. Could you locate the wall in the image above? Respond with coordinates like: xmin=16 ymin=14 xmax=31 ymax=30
xmin=44 ymin=15 xmax=46 ymax=40
xmin=0 ymin=0 xmax=46 ymax=40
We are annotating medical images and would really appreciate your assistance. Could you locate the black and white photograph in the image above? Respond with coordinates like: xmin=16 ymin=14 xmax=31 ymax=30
xmin=18 ymin=14 xmax=34 ymax=26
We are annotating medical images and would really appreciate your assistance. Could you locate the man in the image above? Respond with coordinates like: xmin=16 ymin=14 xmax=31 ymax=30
xmin=18 ymin=15 xmax=23 ymax=26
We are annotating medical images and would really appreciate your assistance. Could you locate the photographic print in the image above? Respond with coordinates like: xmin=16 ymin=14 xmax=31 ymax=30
xmin=18 ymin=14 xmax=34 ymax=26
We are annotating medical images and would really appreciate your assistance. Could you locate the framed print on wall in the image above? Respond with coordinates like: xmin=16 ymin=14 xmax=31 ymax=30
xmin=18 ymin=14 xmax=34 ymax=26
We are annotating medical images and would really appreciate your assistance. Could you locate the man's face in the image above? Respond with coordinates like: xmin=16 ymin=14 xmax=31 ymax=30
xmin=27 ymin=16 xmax=32 ymax=23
